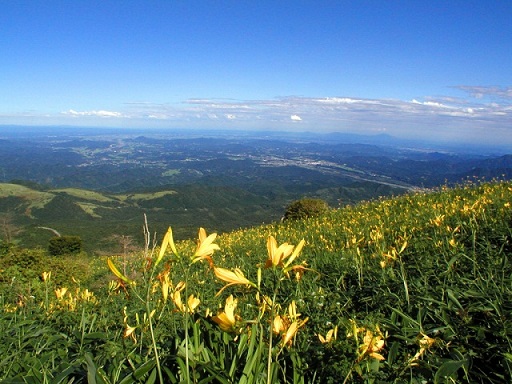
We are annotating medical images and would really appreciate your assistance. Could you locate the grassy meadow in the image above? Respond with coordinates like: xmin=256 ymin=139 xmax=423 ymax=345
xmin=1 ymin=180 xmax=512 ymax=383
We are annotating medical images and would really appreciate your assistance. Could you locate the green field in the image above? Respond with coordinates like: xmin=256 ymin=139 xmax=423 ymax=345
xmin=1 ymin=181 xmax=511 ymax=383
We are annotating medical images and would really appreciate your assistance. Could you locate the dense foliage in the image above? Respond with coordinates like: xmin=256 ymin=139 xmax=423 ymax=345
xmin=1 ymin=181 xmax=511 ymax=383
xmin=48 ymin=235 xmax=83 ymax=256
xmin=283 ymin=198 xmax=330 ymax=221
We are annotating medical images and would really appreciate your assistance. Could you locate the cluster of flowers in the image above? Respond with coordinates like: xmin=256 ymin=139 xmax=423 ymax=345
xmin=108 ymin=227 xmax=310 ymax=348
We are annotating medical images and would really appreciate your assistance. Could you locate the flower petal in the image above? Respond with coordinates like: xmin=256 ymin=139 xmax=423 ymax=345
xmin=107 ymin=258 xmax=135 ymax=285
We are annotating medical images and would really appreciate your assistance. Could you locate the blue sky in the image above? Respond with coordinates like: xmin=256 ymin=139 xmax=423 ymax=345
xmin=1 ymin=1 xmax=511 ymax=145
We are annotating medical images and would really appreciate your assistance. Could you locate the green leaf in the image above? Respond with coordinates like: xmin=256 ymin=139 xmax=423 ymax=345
xmin=51 ymin=363 xmax=77 ymax=384
xmin=118 ymin=373 xmax=137 ymax=384
xmin=94 ymin=366 xmax=112 ymax=384
xmin=146 ymin=368 xmax=157 ymax=384
xmin=83 ymin=332 xmax=108 ymax=340
xmin=133 ymin=359 xmax=157 ymax=381
xmin=201 ymin=366 xmax=230 ymax=384
xmin=434 ymin=360 xmax=467 ymax=383
xmin=387 ymin=341 xmax=400 ymax=365
xmin=446 ymin=289 xmax=463 ymax=310
xmin=85 ymin=353 xmax=97 ymax=384
xmin=175 ymin=356 xmax=188 ymax=381
xmin=162 ymin=366 xmax=178 ymax=384
xmin=503 ymin=352 xmax=512 ymax=362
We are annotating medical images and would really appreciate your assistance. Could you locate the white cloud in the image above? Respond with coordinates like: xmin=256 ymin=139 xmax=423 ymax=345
xmin=453 ymin=85 xmax=512 ymax=100
xmin=7 ymin=87 xmax=504 ymax=146
xmin=318 ymin=97 xmax=363 ymax=104
xmin=63 ymin=109 xmax=122 ymax=118
xmin=118 ymin=94 xmax=511 ymax=140
xmin=410 ymin=99 xmax=451 ymax=108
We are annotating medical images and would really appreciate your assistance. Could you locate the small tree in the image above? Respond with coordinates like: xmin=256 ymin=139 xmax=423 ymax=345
xmin=105 ymin=234 xmax=137 ymax=275
xmin=283 ymin=198 xmax=329 ymax=221
xmin=48 ymin=235 xmax=83 ymax=256
xmin=0 ymin=213 xmax=23 ymax=244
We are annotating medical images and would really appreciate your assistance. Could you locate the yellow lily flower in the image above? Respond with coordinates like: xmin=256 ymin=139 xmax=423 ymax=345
xmin=175 ymin=280 xmax=186 ymax=292
xmin=281 ymin=318 xmax=309 ymax=347
xmin=273 ymin=314 xmax=287 ymax=334
xmin=265 ymin=236 xmax=306 ymax=270
xmin=318 ymin=325 xmax=338 ymax=344
xmin=79 ymin=288 xmax=96 ymax=302
xmin=171 ymin=290 xmax=183 ymax=311
xmin=192 ymin=227 xmax=220 ymax=265
xmin=271 ymin=301 xmax=308 ymax=348
xmin=107 ymin=258 xmax=135 ymax=286
xmin=265 ymin=236 xmax=294 ymax=268
xmin=186 ymin=294 xmax=201 ymax=312
xmin=158 ymin=269 xmax=171 ymax=303
xmin=358 ymin=326 xmax=385 ymax=361
xmin=108 ymin=280 xmax=121 ymax=293
xmin=283 ymin=239 xmax=305 ymax=269
xmin=42 ymin=271 xmax=51 ymax=282
xmin=281 ymin=321 xmax=299 ymax=347
xmin=255 ymin=292 xmax=272 ymax=315
xmin=170 ymin=281 xmax=200 ymax=313
xmin=287 ymin=300 xmax=300 ymax=321
xmin=212 ymin=294 xmax=239 ymax=332
xmin=156 ymin=226 xmax=178 ymax=265
xmin=409 ymin=333 xmax=436 ymax=365
xmin=124 ymin=324 xmax=137 ymax=342
xmin=122 ymin=306 xmax=137 ymax=342
xmin=55 ymin=287 xmax=68 ymax=300
xmin=213 ymin=267 xmax=256 ymax=295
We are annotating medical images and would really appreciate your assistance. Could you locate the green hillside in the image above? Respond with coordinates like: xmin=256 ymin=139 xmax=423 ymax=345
xmin=0 ymin=181 xmax=405 ymax=251
xmin=1 ymin=181 xmax=511 ymax=382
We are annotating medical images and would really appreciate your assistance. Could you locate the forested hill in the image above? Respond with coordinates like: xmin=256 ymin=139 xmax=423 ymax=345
xmin=0 ymin=181 xmax=403 ymax=251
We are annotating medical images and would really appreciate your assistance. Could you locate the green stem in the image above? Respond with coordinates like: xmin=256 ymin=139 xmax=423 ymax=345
xmin=267 ymin=271 xmax=280 ymax=384
xmin=146 ymin=267 xmax=164 ymax=384
xmin=44 ymin=280 xmax=49 ymax=312
xmin=399 ymin=257 xmax=410 ymax=306
xmin=184 ymin=266 xmax=191 ymax=384
xmin=147 ymin=300 xmax=164 ymax=383
xmin=267 ymin=294 xmax=276 ymax=384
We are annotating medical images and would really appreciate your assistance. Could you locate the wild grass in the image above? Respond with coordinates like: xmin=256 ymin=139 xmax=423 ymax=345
xmin=0 ymin=183 xmax=54 ymax=209
xmin=49 ymin=188 xmax=117 ymax=203
xmin=116 ymin=191 xmax=178 ymax=202
xmin=1 ymin=180 xmax=512 ymax=383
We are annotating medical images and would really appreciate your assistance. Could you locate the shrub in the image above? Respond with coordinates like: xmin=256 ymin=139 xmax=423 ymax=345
xmin=283 ymin=198 xmax=329 ymax=221
xmin=48 ymin=235 xmax=83 ymax=256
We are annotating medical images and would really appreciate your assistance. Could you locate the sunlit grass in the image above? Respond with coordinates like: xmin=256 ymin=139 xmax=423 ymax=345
xmin=49 ymin=188 xmax=117 ymax=202
xmin=1 ymin=180 xmax=512 ymax=382
xmin=116 ymin=190 xmax=177 ymax=201
xmin=0 ymin=183 xmax=54 ymax=210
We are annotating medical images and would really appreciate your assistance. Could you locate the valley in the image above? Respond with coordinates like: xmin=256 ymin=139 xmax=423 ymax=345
xmin=0 ymin=126 xmax=510 ymax=251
